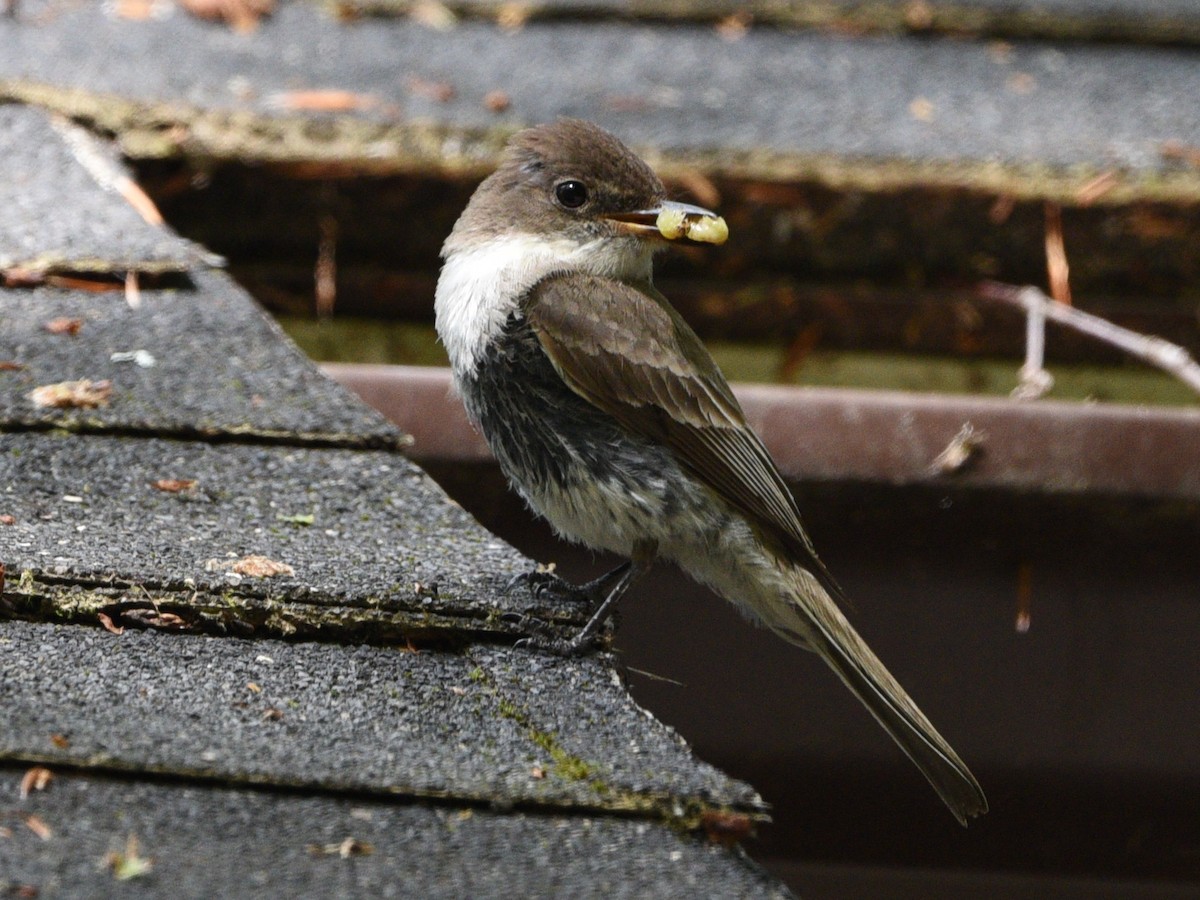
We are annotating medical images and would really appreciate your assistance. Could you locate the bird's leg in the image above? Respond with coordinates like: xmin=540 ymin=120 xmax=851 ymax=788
xmin=504 ymin=561 xmax=632 ymax=610
xmin=517 ymin=541 xmax=656 ymax=657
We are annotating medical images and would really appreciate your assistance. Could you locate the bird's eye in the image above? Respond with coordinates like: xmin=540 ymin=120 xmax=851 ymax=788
xmin=554 ymin=180 xmax=589 ymax=209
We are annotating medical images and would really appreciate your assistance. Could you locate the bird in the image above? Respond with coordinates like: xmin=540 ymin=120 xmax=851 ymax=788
xmin=434 ymin=118 xmax=987 ymax=824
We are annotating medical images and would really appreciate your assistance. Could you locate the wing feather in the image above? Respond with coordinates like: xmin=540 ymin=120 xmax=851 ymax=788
xmin=525 ymin=273 xmax=840 ymax=598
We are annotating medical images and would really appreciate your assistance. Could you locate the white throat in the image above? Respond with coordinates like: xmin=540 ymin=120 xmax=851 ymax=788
xmin=435 ymin=231 xmax=652 ymax=374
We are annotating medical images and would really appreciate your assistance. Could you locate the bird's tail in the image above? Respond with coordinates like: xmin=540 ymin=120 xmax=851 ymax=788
xmin=763 ymin=564 xmax=988 ymax=825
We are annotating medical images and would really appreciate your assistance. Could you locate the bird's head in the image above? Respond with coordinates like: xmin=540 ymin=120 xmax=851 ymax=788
xmin=443 ymin=119 xmax=727 ymax=282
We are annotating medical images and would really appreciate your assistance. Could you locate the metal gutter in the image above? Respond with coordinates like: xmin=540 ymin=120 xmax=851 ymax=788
xmin=322 ymin=363 xmax=1200 ymax=502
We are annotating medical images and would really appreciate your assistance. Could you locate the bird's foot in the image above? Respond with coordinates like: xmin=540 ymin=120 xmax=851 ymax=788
xmin=503 ymin=559 xmax=641 ymax=657
xmin=503 ymin=569 xmax=591 ymax=608
xmin=498 ymin=611 xmax=602 ymax=657
xmin=513 ymin=621 xmax=602 ymax=658
xmin=502 ymin=562 xmax=632 ymax=611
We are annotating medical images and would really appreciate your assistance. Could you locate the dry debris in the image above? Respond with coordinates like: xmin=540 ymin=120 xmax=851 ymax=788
xmin=29 ymin=379 xmax=113 ymax=409
xmin=43 ymin=317 xmax=83 ymax=336
xmin=98 ymin=612 xmax=125 ymax=635
xmin=105 ymin=833 xmax=153 ymax=881
xmin=180 ymin=0 xmax=274 ymax=33
xmin=715 ymin=11 xmax=751 ymax=41
xmin=271 ymin=89 xmax=381 ymax=113
xmin=699 ymin=809 xmax=754 ymax=846
xmin=229 ymin=555 xmax=296 ymax=578
xmin=931 ymin=423 xmax=986 ymax=475
xmin=408 ymin=0 xmax=455 ymax=31
xmin=19 ymin=766 xmax=53 ymax=800
xmin=483 ymin=90 xmax=511 ymax=113
xmin=307 ymin=837 xmax=374 ymax=858
xmin=151 ymin=478 xmax=198 ymax=493
xmin=23 ymin=814 xmax=52 ymax=841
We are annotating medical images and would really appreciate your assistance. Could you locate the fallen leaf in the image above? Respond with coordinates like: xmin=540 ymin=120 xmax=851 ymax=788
xmin=19 ymin=767 xmax=53 ymax=800
xmin=0 ymin=514 xmax=14 ymax=525
xmin=271 ymin=89 xmax=379 ymax=112
xmin=151 ymin=479 xmax=198 ymax=493
xmin=23 ymin=814 xmax=52 ymax=841
xmin=29 ymin=379 xmax=113 ymax=409
xmin=261 ymin=707 xmax=284 ymax=721
xmin=231 ymin=555 xmax=295 ymax=578
xmin=483 ymin=90 xmax=511 ymax=113
xmin=43 ymin=317 xmax=83 ymax=336
xmin=530 ymin=765 xmax=545 ymax=779
xmin=98 ymin=612 xmax=125 ymax=635
xmin=247 ymin=682 xmax=262 ymax=693
xmin=119 ymin=607 xmax=188 ymax=630
xmin=0 ymin=360 xmax=28 ymax=371
xmin=112 ymin=0 xmax=161 ymax=21
xmin=180 ymin=0 xmax=274 ymax=33
xmin=2 ymin=267 xmax=45 ymax=287
xmin=50 ymin=733 xmax=70 ymax=749
xmin=44 ymin=275 xmax=122 ymax=292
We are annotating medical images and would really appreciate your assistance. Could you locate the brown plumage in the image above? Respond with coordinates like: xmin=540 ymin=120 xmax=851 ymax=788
xmin=436 ymin=119 xmax=987 ymax=824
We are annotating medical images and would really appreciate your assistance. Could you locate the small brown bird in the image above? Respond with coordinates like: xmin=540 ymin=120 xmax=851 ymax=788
xmin=435 ymin=119 xmax=986 ymax=824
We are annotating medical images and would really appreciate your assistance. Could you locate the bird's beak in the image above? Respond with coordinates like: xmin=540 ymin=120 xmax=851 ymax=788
xmin=606 ymin=200 xmax=729 ymax=245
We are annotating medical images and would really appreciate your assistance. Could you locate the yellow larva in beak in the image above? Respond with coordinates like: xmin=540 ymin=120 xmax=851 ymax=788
xmin=655 ymin=207 xmax=729 ymax=244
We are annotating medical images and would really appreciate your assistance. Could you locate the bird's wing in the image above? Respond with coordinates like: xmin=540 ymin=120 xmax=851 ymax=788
xmin=524 ymin=272 xmax=841 ymax=598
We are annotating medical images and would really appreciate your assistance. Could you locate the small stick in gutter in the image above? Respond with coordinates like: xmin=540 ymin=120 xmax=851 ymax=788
xmin=1044 ymin=202 xmax=1072 ymax=307
xmin=980 ymin=282 xmax=1200 ymax=397
xmin=316 ymin=214 xmax=338 ymax=318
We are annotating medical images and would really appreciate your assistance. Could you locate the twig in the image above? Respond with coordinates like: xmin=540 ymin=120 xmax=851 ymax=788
xmin=50 ymin=115 xmax=163 ymax=226
xmin=981 ymin=282 xmax=1200 ymax=397
xmin=1043 ymin=202 xmax=1071 ymax=305
xmin=315 ymin=214 xmax=338 ymax=318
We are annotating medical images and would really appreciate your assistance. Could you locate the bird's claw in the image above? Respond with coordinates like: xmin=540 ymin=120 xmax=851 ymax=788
xmin=508 ymin=613 xmax=600 ymax=657
xmin=503 ymin=569 xmax=594 ymax=607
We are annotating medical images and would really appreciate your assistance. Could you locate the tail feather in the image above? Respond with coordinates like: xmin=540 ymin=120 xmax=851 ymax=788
xmin=766 ymin=567 xmax=988 ymax=825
